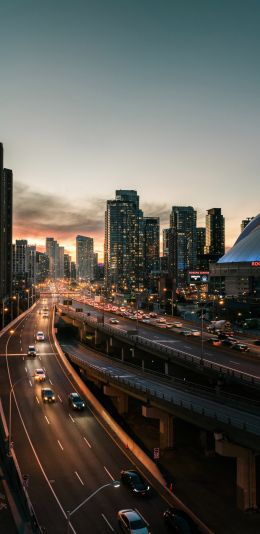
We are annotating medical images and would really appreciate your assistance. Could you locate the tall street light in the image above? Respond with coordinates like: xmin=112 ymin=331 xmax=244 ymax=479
xmin=66 ymin=480 xmax=120 ymax=533
xmin=25 ymin=289 xmax=30 ymax=309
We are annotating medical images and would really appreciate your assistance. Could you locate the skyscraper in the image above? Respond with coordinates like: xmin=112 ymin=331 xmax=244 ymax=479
xmin=169 ymin=206 xmax=197 ymax=289
xmin=196 ymin=227 xmax=207 ymax=270
xmin=0 ymin=143 xmax=13 ymax=300
xmin=104 ymin=190 xmax=143 ymax=293
xmin=64 ymin=254 xmax=71 ymax=279
xmin=143 ymin=217 xmax=160 ymax=291
xmin=76 ymin=235 xmax=94 ymax=281
xmin=46 ymin=237 xmax=60 ymax=279
xmin=204 ymin=208 xmax=225 ymax=262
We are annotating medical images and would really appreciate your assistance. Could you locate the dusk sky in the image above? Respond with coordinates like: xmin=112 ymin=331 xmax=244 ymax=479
xmin=0 ymin=0 xmax=259 ymax=260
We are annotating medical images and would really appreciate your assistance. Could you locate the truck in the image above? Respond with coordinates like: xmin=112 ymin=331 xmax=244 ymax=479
xmin=207 ymin=320 xmax=233 ymax=334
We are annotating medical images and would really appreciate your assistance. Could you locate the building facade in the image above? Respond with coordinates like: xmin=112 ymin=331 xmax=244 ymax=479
xmin=104 ymin=190 xmax=144 ymax=293
xmin=0 ymin=143 xmax=13 ymax=299
xmin=143 ymin=217 xmax=160 ymax=291
xmin=205 ymin=208 xmax=225 ymax=262
xmin=76 ymin=235 xmax=94 ymax=281
xmin=169 ymin=206 xmax=197 ymax=289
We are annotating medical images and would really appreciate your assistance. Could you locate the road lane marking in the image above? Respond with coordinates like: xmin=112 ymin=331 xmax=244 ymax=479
xmin=58 ymin=395 xmax=62 ymax=402
xmin=58 ymin=440 xmax=64 ymax=451
xmin=83 ymin=436 xmax=91 ymax=448
xmin=69 ymin=414 xmax=75 ymax=423
xmin=104 ymin=466 xmax=114 ymax=481
xmin=101 ymin=514 xmax=114 ymax=531
xmin=21 ymin=347 xmax=23 ymax=352
xmin=25 ymin=367 xmax=27 ymax=373
xmin=49 ymin=379 xmax=53 ymax=385
xmin=29 ymin=380 xmax=32 ymax=387
xmin=75 ymin=471 xmax=84 ymax=485
xmin=35 ymin=396 xmax=39 ymax=404
xmin=45 ymin=416 xmax=50 ymax=425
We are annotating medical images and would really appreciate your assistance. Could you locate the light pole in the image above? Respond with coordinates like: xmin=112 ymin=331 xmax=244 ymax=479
xmin=66 ymin=480 xmax=120 ymax=533
xmin=2 ymin=299 xmax=8 ymax=329
xmin=26 ymin=289 xmax=30 ymax=309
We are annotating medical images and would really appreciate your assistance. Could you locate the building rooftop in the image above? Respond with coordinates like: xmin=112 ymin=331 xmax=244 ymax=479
xmin=218 ymin=213 xmax=260 ymax=263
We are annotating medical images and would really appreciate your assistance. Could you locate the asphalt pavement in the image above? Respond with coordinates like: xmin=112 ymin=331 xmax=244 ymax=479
xmin=0 ymin=300 xmax=189 ymax=534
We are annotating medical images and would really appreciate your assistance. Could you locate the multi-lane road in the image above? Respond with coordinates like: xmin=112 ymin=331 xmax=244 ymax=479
xmin=64 ymin=298 xmax=260 ymax=381
xmin=0 ymin=300 xmax=188 ymax=533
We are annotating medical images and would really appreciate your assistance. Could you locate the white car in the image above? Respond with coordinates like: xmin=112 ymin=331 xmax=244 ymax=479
xmin=172 ymin=322 xmax=183 ymax=328
xmin=117 ymin=509 xmax=150 ymax=533
xmin=42 ymin=312 xmax=49 ymax=318
xmin=109 ymin=318 xmax=119 ymax=324
xmin=34 ymin=369 xmax=46 ymax=382
xmin=36 ymin=331 xmax=45 ymax=341
xmin=190 ymin=329 xmax=201 ymax=336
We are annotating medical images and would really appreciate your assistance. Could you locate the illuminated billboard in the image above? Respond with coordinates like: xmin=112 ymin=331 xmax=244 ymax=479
xmin=189 ymin=271 xmax=209 ymax=284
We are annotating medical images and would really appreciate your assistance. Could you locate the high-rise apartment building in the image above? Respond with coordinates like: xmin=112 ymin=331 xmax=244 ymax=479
xmin=0 ymin=143 xmax=13 ymax=299
xmin=46 ymin=237 xmax=61 ymax=279
xmin=64 ymin=254 xmax=71 ymax=279
xmin=204 ymin=208 xmax=225 ymax=262
xmin=76 ymin=235 xmax=94 ymax=281
xmin=143 ymin=217 xmax=160 ymax=291
xmin=104 ymin=190 xmax=143 ymax=292
xmin=169 ymin=206 xmax=197 ymax=289
xmin=36 ymin=252 xmax=49 ymax=283
xmin=196 ymin=227 xmax=208 ymax=270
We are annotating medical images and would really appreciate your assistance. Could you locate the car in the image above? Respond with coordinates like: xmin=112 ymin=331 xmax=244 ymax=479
xmin=142 ymin=319 xmax=151 ymax=324
xmin=221 ymin=339 xmax=236 ymax=347
xmin=149 ymin=312 xmax=157 ymax=318
xmin=36 ymin=331 xmax=45 ymax=341
xmin=207 ymin=337 xmax=222 ymax=346
xmin=156 ymin=318 xmax=167 ymax=323
xmin=41 ymin=387 xmax=55 ymax=403
xmin=190 ymin=329 xmax=201 ymax=336
xmin=42 ymin=312 xmax=49 ymax=318
xmin=232 ymin=343 xmax=249 ymax=352
xmin=68 ymin=392 xmax=85 ymax=410
xmin=179 ymin=330 xmax=192 ymax=336
xmin=27 ymin=345 xmax=37 ymax=357
xmin=117 ymin=509 xmax=150 ymax=533
xmin=34 ymin=368 xmax=46 ymax=382
xmin=172 ymin=322 xmax=183 ymax=328
xmin=163 ymin=507 xmax=198 ymax=533
xmin=120 ymin=469 xmax=150 ymax=496
xmin=109 ymin=318 xmax=119 ymax=324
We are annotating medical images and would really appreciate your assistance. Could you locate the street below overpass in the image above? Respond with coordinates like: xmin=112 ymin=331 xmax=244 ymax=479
xmin=0 ymin=301 xmax=197 ymax=534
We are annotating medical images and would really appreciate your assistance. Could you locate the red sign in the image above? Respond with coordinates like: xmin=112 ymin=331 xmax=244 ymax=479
xmin=251 ymin=262 xmax=260 ymax=267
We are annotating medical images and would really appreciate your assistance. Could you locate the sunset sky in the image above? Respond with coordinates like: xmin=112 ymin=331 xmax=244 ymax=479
xmin=0 ymin=0 xmax=259 ymax=261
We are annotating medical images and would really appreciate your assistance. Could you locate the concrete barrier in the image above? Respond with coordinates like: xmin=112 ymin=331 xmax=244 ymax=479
xmin=0 ymin=302 xmax=37 ymax=339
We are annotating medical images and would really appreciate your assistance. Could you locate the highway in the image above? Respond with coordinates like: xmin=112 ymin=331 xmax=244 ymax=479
xmin=58 ymin=337 xmax=260 ymax=438
xmin=0 ymin=300 xmax=187 ymax=533
xmin=64 ymin=298 xmax=260 ymax=381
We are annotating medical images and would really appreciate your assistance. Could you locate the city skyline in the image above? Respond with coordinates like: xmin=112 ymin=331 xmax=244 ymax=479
xmin=0 ymin=0 xmax=259 ymax=258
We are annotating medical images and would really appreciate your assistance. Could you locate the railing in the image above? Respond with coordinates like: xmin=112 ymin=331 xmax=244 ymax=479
xmin=57 ymin=305 xmax=260 ymax=388
xmin=66 ymin=350 xmax=260 ymax=437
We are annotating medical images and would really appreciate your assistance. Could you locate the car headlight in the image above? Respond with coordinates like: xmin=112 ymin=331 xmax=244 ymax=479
xmin=72 ymin=403 xmax=77 ymax=407
xmin=52 ymin=396 xmax=55 ymax=400
xmin=44 ymin=397 xmax=48 ymax=400
xmin=82 ymin=403 xmax=85 ymax=407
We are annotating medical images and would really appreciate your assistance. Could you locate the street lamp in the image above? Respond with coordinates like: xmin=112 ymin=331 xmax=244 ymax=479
xmin=66 ymin=480 xmax=120 ymax=533
xmin=2 ymin=298 xmax=9 ymax=329
xmin=25 ymin=289 xmax=30 ymax=309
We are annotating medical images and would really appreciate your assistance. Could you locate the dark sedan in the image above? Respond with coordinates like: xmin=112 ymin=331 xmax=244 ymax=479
xmin=232 ymin=343 xmax=249 ymax=352
xmin=163 ymin=508 xmax=198 ymax=533
xmin=68 ymin=392 xmax=85 ymax=410
xmin=120 ymin=469 xmax=150 ymax=496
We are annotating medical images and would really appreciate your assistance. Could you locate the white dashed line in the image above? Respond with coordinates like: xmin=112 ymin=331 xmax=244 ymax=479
xmin=83 ymin=437 xmax=91 ymax=448
xmin=58 ymin=440 xmax=64 ymax=451
xmin=104 ymin=466 xmax=114 ymax=481
xmin=25 ymin=367 xmax=27 ymax=373
xmin=101 ymin=514 xmax=114 ymax=531
xmin=69 ymin=414 xmax=75 ymax=423
xmin=49 ymin=379 xmax=53 ymax=385
xmin=75 ymin=471 xmax=84 ymax=485
xmin=29 ymin=380 xmax=32 ymax=387
xmin=36 ymin=396 xmax=39 ymax=404
xmin=58 ymin=395 xmax=62 ymax=403
xmin=45 ymin=416 xmax=50 ymax=425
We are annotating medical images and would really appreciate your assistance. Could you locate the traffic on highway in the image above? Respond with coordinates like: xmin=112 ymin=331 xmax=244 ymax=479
xmin=0 ymin=296 xmax=204 ymax=533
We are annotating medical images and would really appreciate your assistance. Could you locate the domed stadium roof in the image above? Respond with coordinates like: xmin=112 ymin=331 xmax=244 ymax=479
xmin=218 ymin=214 xmax=260 ymax=263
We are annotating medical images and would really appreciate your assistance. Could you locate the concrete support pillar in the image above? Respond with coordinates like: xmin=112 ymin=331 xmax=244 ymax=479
xmin=103 ymin=385 xmax=128 ymax=414
xmin=164 ymin=362 xmax=169 ymax=375
xmin=94 ymin=329 xmax=102 ymax=346
xmin=142 ymin=359 xmax=145 ymax=371
xmin=106 ymin=338 xmax=109 ymax=354
xmin=130 ymin=347 xmax=135 ymax=358
xmin=142 ymin=405 xmax=174 ymax=449
xmin=121 ymin=347 xmax=124 ymax=362
xmin=215 ymin=439 xmax=257 ymax=510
